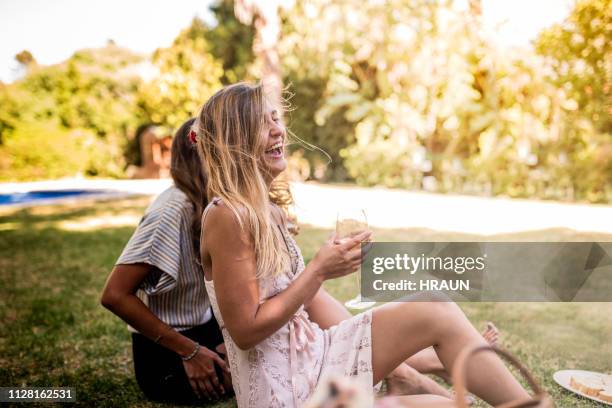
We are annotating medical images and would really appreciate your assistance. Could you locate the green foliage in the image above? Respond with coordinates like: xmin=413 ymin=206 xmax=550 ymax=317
xmin=0 ymin=44 xmax=142 ymax=180
xmin=25 ymin=46 xmax=142 ymax=137
xmin=15 ymin=50 xmax=36 ymax=66
xmin=284 ymin=76 xmax=357 ymax=180
xmin=0 ymin=121 xmax=123 ymax=180
xmin=535 ymin=0 xmax=611 ymax=134
xmin=0 ymin=0 xmax=608 ymax=202
xmin=532 ymin=0 xmax=612 ymax=201
xmin=137 ymin=18 xmax=224 ymax=130
xmin=280 ymin=0 xmax=611 ymax=202
xmin=206 ymin=0 xmax=256 ymax=84
xmin=279 ymin=7 xmax=358 ymax=180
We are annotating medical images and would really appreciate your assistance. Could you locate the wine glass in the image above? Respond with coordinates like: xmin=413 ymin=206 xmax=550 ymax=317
xmin=336 ymin=209 xmax=377 ymax=310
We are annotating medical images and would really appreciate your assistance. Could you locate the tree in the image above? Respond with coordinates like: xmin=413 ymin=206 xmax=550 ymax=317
xmin=1 ymin=44 xmax=144 ymax=180
xmin=137 ymin=18 xmax=223 ymax=130
xmin=279 ymin=0 xmax=610 ymax=202
xmin=535 ymin=0 xmax=611 ymax=134
xmin=206 ymin=0 xmax=255 ymax=84
xmin=15 ymin=50 xmax=36 ymax=66
xmin=233 ymin=0 xmax=286 ymax=106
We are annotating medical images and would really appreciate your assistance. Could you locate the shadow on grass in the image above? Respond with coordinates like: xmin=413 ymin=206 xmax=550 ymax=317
xmin=1 ymin=199 xmax=610 ymax=407
xmin=0 ymin=196 xmax=153 ymax=226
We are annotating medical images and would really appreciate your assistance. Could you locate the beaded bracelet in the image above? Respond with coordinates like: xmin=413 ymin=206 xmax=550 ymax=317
xmin=181 ymin=343 xmax=201 ymax=361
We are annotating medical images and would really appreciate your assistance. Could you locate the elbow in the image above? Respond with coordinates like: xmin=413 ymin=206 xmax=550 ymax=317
xmin=100 ymin=288 xmax=121 ymax=311
xmin=230 ymin=329 xmax=259 ymax=351
xmin=233 ymin=337 xmax=256 ymax=351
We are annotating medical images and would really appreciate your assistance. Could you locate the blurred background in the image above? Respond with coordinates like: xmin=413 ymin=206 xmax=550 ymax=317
xmin=0 ymin=0 xmax=610 ymax=202
xmin=1 ymin=1 xmax=611 ymax=407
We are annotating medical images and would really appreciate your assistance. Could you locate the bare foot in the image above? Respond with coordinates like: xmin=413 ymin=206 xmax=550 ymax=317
xmin=482 ymin=322 xmax=499 ymax=346
xmin=386 ymin=366 xmax=475 ymax=406
xmin=386 ymin=363 xmax=452 ymax=399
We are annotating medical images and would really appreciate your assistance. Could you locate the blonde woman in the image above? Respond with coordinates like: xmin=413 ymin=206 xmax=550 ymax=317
xmin=196 ymin=83 xmax=530 ymax=407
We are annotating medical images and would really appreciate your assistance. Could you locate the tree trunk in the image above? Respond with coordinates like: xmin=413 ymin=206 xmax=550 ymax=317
xmin=234 ymin=0 xmax=283 ymax=107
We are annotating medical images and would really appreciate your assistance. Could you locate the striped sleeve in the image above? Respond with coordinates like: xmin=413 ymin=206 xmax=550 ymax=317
xmin=116 ymin=204 xmax=184 ymax=295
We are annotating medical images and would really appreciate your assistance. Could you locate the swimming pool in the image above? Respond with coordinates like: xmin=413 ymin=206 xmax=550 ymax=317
xmin=0 ymin=189 xmax=118 ymax=205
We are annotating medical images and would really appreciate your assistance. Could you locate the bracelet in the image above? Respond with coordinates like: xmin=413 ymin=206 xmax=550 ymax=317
xmin=181 ymin=343 xmax=200 ymax=361
xmin=153 ymin=334 xmax=163 ymax=344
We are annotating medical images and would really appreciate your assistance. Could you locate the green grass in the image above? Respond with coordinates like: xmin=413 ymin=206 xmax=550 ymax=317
xmin=1 ymin=197 xmax=610 ymax=407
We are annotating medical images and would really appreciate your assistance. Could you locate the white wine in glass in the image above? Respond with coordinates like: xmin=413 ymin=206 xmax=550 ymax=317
xmin=336 ymin=209 xmax=376 ymax=310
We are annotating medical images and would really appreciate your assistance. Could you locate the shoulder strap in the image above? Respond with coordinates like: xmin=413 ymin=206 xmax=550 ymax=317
xmin=270 ymin=202 xmax=289 ymax=231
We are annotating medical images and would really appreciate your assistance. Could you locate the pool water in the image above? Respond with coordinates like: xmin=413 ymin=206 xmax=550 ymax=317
xmin=0 ymin=190 xmax=114 ymax=205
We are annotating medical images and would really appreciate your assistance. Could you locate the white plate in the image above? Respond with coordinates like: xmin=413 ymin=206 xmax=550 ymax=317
xmin=553 ymin=369 xmax=612 ymax=406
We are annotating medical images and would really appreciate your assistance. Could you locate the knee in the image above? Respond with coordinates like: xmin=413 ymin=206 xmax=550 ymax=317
xmin=429 ymin=300 xmax=467 ymax=337
xmin=382 ymin=295 xmax=464 ymax=340
xmin=405 ymin=294 xmax=464 ymax=330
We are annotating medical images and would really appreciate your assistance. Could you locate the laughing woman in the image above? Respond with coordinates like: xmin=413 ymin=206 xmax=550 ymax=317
xmin=196 ymin=82 xmax=531 ymax=407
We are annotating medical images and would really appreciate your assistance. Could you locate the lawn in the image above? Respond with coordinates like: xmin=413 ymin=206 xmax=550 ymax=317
xmin=1 ymin=196 xmax=610 ymax=407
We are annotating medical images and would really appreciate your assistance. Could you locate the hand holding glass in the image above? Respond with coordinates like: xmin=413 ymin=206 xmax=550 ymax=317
xmin=336 ymin=209 xmax=376 ymax=310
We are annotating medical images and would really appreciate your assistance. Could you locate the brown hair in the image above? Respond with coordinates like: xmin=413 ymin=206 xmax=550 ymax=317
xmin=170 ymin=118 xmax=208 ymax=262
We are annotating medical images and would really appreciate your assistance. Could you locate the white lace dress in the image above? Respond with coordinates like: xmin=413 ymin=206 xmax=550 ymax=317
xmin=203 ymin=199 xmax=375 ymax=408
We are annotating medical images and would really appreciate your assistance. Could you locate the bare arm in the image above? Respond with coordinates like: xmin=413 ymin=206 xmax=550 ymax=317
xmin=101 ymin=263 xmax=199 ymax=356
xmin=100 ymin=264 xmax=228 ymax=398
xmin=204 ymin=204 xmax=369 ymax=350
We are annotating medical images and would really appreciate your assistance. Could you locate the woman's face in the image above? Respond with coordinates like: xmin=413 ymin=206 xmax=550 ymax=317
xmin=260 ymin=105 xmax=287 ymax=181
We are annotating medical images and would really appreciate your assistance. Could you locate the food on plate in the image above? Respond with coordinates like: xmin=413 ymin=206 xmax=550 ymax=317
xmin=570 ymin=374 xmax=604 ymax=397
xmin=599 ymin=388 xmax=612 ymax=403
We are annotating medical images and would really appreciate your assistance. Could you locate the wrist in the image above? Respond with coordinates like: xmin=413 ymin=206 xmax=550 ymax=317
xmin=181 ymin=342 xmax=200 ymax=361
xmin=163 ymin=329 xmax=197 ymax=358
xmin=306 ymin=258 xmax=325 ymax=284
xmin=301 ymin=268 xmax=323 ymax=309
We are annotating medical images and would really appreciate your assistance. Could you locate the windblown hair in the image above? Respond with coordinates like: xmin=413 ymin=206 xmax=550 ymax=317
xmin=170 ymin=118 xmax=209 ymax=264
xmin=194 ymin=82 xmax=290 ymax=278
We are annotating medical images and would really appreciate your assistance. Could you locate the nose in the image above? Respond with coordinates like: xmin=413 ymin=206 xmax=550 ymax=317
xmin=270 ymin=121 xmax=284 ymax=139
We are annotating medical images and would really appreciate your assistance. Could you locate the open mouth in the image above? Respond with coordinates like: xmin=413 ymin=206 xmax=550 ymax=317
xmin=265 ymin=142 xmax=284 ymax=159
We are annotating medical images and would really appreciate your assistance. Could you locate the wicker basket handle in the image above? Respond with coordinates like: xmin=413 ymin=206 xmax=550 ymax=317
xmin=452 ymin=345 xmax=547 ymax=408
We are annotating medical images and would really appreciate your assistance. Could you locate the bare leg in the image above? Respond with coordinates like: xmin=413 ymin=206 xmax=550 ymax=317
xmin=404 ymin=348 xmax=446 ymax=378
xmin=386 ymin=362 xmax=451 ymax=398
xmin=307 ymin=287 xmax=472 ymax=399
xmin=405 ymin=322 xmax=500 ymax=383
xmin=370 ymin=295 xmax=529 ymax=406
xmin=305 ymin=375 xmax=453 ymax=408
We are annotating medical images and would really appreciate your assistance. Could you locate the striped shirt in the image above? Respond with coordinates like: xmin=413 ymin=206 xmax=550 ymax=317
xmin=116 ymin=186 xmax=212 ymax=331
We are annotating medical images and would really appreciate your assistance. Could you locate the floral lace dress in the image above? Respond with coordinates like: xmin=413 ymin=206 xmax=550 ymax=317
xmin=203 ymin=199 xmax=375 ymax=407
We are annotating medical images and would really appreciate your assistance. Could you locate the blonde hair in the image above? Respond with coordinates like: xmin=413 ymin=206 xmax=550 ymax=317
xmin=194 ymin=82 xmax=289 ymax=278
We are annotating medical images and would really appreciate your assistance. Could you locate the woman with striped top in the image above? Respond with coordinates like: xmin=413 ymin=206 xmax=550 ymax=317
xmin=101 ymin=119 xmax=232 ymax=405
